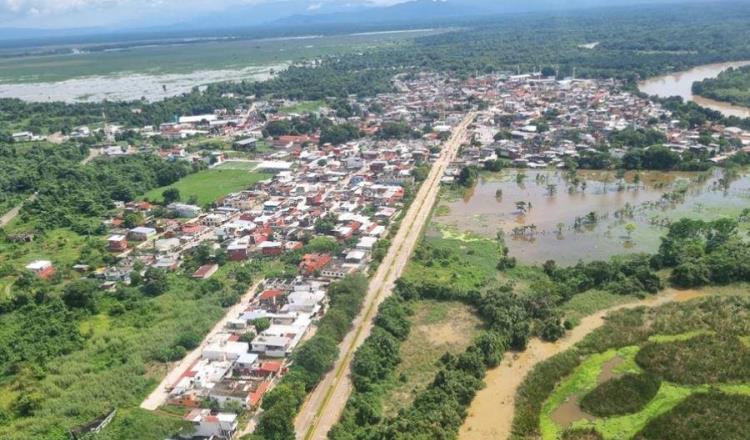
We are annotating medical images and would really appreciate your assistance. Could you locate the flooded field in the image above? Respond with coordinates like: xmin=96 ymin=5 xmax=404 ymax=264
xmin=434 ymin=169 xmax=750 ymax=265
xmin=0 ymin=64 xmax=283 ymax=103
xmin=638 ymin=61 xmax=750 ymax=118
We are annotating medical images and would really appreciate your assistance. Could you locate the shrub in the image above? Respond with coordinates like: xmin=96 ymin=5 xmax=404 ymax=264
xmin=579 ymin=373 xmax=661 ymax=417
xmin=635 ymin=392 xmax=750 ymax=440
xmin=635 ymin=335 xmax=750 ymax=384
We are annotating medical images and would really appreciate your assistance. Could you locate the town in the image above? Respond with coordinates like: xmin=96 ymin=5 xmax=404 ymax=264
xmin=17 ymin=71 xmax=750 ymax=439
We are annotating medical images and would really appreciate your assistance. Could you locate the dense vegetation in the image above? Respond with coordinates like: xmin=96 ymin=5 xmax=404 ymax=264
xmin=634 ymin=392 xmax=750 ymax=440
xmin=652 ymin=217 xmax=750 ymax=288
xmin=636 ymin=335 xmax=750 ymax=385
xmin=579 ymin=373 xmax=661 ymax=417
xmin=22 ymin=155 xmax=198 ymax=232
xmin=0 ymin=258 xmax=273 ymax=439
xmin=327 ymin=226 xmax=664 ymax=439
xmin=693 ymin=65 xmax=750 ymax=108
xmin=512 ymin=293 xmax=750 ymax=440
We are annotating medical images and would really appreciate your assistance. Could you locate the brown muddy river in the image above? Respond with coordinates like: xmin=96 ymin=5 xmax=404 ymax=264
xmin=435 ymin=169 xmax=750 ymax=265
xmin=638 ymin=61 xmax=750 ymax=118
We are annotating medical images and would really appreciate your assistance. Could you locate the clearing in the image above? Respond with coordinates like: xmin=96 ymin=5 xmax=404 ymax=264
xmin=143 ymin=169 xmax=270 ymax=206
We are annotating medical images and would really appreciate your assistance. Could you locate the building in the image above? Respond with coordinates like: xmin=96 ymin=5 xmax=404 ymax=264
xmin=168 ymin=203 xmax=202 ymax=218
xmin=128 ymin=227 xmax=157 ymax=241
xmin=25 ymin=260 xmax=54 ymax=279
xmin=183 ymin=409 xmax=237 ymax=439
xmin=107 ymin=235 xmax=128 ymax=251
xmin=298 ymin=253 xmax=332 ymax=275
xmin=192 ymin=264 xmax=219 ymax=280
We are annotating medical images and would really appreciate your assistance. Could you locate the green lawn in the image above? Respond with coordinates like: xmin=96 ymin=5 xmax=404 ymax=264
xmin=143 ymin=169 xmax=270 ymax=206
xmin=279 ymin=100 xmax=326 ymax=114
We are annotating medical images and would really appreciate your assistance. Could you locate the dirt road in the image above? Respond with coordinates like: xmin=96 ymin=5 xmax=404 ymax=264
xmin=459 ymin=288 xmax=707 ymax=440
xmin=294 ymin=112 xmax=476 ymax=440
xmin=140 ymin=279 xmax=264 ymax=411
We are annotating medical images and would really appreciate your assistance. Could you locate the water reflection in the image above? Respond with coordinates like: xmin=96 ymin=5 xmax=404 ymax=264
xmin=435 ymin=169 xmax=750 ymax=265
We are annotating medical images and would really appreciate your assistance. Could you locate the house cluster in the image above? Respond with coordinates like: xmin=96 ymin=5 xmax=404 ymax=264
xmin=439 ymin=73 xmax=750 ymax=175
xmin=50 ymin=76 xmax=484 ymax=439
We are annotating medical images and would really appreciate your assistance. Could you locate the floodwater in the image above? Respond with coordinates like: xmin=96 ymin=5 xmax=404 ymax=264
xmin=459 ymin=288 xmax=706 ymax=440
xmin=0 ymin=64 xmax=285 ymax=103
xmin=638 ymin=61 xmax=750 ymax=118
xmin=436 ymin=169 xmax=750 ymax=265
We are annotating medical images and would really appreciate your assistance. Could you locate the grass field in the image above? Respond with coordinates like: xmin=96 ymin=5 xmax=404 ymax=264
xmin=382 ymin=300 xmax=483 ymax=416
xmin=0 ymin=31 xmax=440 ymax=84
xmin=279 ymin=100 xmax=326 ymax=114
xmin=143 ymin=169 xmax=270 ymax=206
xmin=213 ymin=160 xmax=259 ymax=170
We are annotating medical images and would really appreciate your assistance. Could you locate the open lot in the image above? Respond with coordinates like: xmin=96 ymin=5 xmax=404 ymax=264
xmin=143 ymin=169 xmax=270 ymax=206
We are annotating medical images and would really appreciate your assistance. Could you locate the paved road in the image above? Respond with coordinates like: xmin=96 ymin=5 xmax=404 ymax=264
xmin=294 ymin=112 xmax=476 ymax=440
xmin=140 ymin=279 xmax=264 ymax=411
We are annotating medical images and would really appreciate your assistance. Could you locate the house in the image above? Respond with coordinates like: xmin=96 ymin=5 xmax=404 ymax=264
xmin=192 ymin=264 xmax=219 ymax=280
xmin=227 ymin=237 xmax=250 ymax=261
xmin=209 ymin=379 xmax=258 ymax=408
xmin=251 ymin=335 xmax=292 ymax=357
xmin=128 ymin=226 xmax=157 ymax=241
xmin=298 ymin=253 xmax=332 ymax=275
xmin=183 ymin=409 xmax=237 ymax=439
xmin=258 ymin=241 xmax=283 ymax=257
xmin=234 ymin=353 xmax=259 ymax=374
xmin=107 ymin=235 xmax=128 ymax=251
xmin=12 ymin=131 xmax=34 ymax=142
xmin=202 ymin=341 xmax=250 ymax=361
xmin=167 ymin=203 xmax=202 ymax=218
xmin=25 ymin=260 xmax=54 ymax=279
xmin=234 ymin=138 xmax=258 ymax=150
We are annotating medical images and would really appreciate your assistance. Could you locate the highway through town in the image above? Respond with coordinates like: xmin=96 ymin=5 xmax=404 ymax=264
xmin=294 ymin=112 xmax=476 ymax=440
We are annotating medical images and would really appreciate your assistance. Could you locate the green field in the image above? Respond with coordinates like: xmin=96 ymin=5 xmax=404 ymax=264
xmin=0 ymin=31 xmax=440 ymax=84
xmin=279 ymin=100 xmax=326 ymax=114
xmin=143 ymin=169 xmax=270 ymax=206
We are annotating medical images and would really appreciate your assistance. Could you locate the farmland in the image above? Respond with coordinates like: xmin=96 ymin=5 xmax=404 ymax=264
xmin=142 ymin=169 xmax=270 ymax=206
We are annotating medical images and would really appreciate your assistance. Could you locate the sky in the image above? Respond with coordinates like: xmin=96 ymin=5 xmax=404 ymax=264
xmin=0 ymin=0 xmax=407 ymax=28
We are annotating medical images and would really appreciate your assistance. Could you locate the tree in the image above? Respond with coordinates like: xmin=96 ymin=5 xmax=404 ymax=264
xmin=61 ymin=279 xmax=99 ymax=313
xmin=162 ymin=187 xmax=181 ymax=204
xmin=142 ymin=267 xmax=169 ymax=296
xmin=625 ymin=223 xmax=636 ymax=239
xmin=122 ymin=211 xmax=144 ymax=229
xmin=252 ymin=318 xmax=271 ymax=333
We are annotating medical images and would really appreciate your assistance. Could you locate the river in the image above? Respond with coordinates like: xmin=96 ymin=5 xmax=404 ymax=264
xmin=458 ymin=288 xmax=708 ymax=440
xmin=638 ymin=61 xmax=750 ymax=118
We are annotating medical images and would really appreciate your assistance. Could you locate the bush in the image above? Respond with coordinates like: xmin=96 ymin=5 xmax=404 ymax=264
xmin=579 ymin=373 xmax=661 ymax=417
xmin=635 ymin=392 xmax=750 ymax=440
xmin=635 ymin=335 xmax=750 ymax=384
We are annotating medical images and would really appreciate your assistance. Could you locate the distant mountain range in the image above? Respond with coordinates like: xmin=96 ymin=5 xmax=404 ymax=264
xmin=0 ymin=0 xmax=728 ymax=46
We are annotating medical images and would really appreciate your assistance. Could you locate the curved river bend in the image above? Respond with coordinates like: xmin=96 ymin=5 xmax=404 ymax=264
xmin=638 ymin=60 xmax=750 ymax=118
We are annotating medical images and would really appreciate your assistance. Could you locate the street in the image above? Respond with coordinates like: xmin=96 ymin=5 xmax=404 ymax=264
xmin=293 ymin=112 xmax=476 ymax=440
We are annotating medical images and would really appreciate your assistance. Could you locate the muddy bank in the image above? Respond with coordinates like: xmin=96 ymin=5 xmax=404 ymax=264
xmin=458 ymin=289 xmax=705 ymax=440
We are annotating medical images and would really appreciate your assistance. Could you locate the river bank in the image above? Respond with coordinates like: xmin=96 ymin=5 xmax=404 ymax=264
xmin=638 ymin=60 xmax=750 ymax=118
xmin=459 ymin=288 xmax=710 ymax=440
